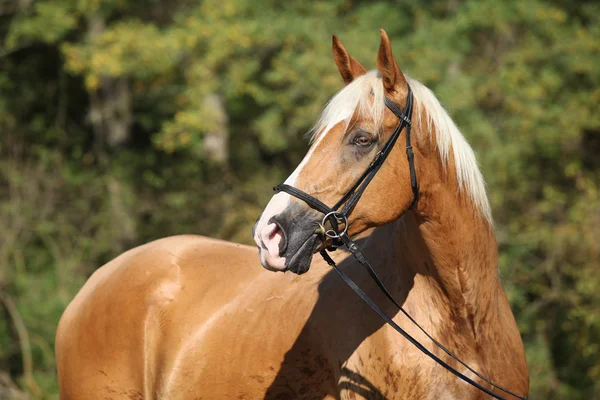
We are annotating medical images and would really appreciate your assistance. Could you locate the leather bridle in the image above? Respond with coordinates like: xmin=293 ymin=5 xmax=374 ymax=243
xmin=272 ymin=84 xmax=527 ymax=400
xmin=275 ymin=85 xmax=416 ymax=246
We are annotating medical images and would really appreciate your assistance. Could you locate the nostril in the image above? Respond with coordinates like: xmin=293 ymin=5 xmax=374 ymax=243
xmin=268 ymin=217 xmax=288 ymax=255
xmin=268 ymin=224 xmax=280 ymax=241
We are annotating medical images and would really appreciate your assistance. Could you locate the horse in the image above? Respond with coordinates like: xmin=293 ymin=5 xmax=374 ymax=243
xmin=56 ymin=30 xmax=529 ymax=399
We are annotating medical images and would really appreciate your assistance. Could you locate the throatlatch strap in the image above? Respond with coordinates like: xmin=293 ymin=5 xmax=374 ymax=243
xmin=385 ymin=96 xmax=418 ymax=209
xmin=339 ymin=89 xmax=415 ymax=215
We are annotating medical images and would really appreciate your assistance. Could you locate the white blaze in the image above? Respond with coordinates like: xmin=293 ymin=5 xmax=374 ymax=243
xmin=254 ymin=70 xmax=386 ymax=270
xmin=253 ymin=127 xmax=330 ymax=270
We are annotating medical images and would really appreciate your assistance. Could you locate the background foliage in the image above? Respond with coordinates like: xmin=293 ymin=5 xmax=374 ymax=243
xmin=0 ymin=0 xmax=598 ymax=398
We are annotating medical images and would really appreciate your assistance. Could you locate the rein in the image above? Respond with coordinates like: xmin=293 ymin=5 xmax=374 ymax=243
xmin=273 ymin=85 xmax=527 ymax=400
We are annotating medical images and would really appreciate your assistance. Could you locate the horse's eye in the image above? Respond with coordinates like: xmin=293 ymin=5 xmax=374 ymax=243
xmin=353 ymin=134 xmax=374 ymax=147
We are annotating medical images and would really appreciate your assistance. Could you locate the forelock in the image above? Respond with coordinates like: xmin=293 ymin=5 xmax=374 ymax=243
xmin=309 ymin=70 xmax=385 ymax=142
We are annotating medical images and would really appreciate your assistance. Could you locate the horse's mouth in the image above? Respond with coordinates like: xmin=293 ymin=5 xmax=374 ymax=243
xmin=285 ymin=233 xmax=321 ymax=275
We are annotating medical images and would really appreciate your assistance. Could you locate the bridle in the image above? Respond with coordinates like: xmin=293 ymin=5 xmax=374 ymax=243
xmin=273 ymin=84 xmax=527 ymax=400
xmin=276 ymin=85 xmax=417 ymax=248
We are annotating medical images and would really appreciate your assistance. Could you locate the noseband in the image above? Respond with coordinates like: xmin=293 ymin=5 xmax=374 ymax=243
xmin=271 ymin=84 xmax=527 ymax=400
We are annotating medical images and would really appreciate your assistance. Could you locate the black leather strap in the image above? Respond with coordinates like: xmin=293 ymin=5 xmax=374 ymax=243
xmin=274 ymin=184 xmax=332 ymax=215
xmin=337 ymin=87 xmax=416 ymax=215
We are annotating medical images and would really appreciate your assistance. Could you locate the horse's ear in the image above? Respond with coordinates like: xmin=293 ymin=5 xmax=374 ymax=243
xmin=332 ymin=35 xmax=367 ymax=85
xmin=376 ymin=29 xmax=406 ymax=94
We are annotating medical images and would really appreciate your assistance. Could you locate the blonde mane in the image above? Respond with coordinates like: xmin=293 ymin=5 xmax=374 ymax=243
xmin=310 ymin=70 xmax=492 ymax=223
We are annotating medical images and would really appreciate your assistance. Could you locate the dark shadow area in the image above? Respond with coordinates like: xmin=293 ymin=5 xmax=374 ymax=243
xmin=264 ymin=223 xmax=421 ymax=399
xmin=337 ymin=368 xmax=388 ymax=400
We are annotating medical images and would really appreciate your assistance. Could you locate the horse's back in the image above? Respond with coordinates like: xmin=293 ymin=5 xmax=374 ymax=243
xmin=55 ymin=235 xmax=264 ymax=399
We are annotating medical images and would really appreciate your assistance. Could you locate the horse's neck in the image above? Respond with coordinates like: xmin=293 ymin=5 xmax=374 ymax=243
xmin=392 ymin=190 xmax=500 ymax=339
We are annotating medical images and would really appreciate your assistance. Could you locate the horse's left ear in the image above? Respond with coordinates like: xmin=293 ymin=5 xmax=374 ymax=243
xmin=332 ymin=35 xmax=367 ymax=85
xmin=376 ymin=29 xmax=406 ymax=94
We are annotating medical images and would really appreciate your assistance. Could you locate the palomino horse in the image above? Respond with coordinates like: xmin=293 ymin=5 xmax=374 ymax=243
xmin=56 ymin=30 xmax=529 ymax=399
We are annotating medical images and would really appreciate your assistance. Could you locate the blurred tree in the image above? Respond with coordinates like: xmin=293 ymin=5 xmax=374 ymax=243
xmin=0 ymin=0 xmax=598 ymax=398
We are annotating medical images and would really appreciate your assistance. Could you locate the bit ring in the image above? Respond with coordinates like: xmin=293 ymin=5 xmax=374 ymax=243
xmin=321 ymin=211 xmax=348 ymax=239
